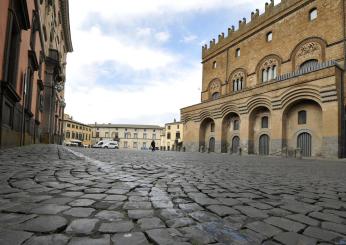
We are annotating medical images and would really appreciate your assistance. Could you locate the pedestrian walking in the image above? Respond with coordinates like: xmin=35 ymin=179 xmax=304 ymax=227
xmin=151 ymin=140 xmax=156 ymax=152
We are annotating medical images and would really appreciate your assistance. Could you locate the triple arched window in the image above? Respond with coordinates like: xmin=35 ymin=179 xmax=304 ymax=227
xmin=260 ymin=58 xmax=279 ymax=83
xmin=231 ymin=70 xmax=246 ymax=92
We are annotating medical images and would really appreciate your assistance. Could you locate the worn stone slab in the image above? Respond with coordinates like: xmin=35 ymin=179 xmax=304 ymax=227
xmin=303 ymin=226 xmax=342 ymax=242
xmin=207 ymin=205 xmax=240 ymax=217
xmin=67 ymin=235 xmax=110 ymax=245
xmin=99 ymin=221 xmax=134 ymax=233
xmin=145 ymin=228 xmax=189 ymax=245
xmin=123 ymin=202 xmax=152 ymax=210
xmin=66 ymin=219 xmax=99 ymax=235
xmin=166 ymin=217 xmax=195 ymax=228
xmin=265 ymin=217 xmax=306 ymax=232
xmin=16 ymin=215 xmax=68 ymax=233
xmin=128 ymin=209 xmax=154 ymax=219
xmin=0 ymin=229 xmax=33 ymax=245
xmin=63 ymin=207 xmax=95 ymax=217
xmin=308 ymin=212 xmax=344 ymax=224
xmin=180 ymin=226 xmax=216 ymax=244
xmin=234 ymin=206 xmax=268 ymax=219
xmin=68 ymin=199 xmax=96 ymax=207
xmin=111 ymin=232 xmax=149 ymax=245
xmin=23 ymin=234 xmax=69 ymax=245
xmin=321 ymin=222 xmax=346 ymax=235
xmin=30 ymin=204 xmax=70 ymax=215
xmin=286 ymin=214 xmax=320 ymax=226
xmin=95 ymin=211 xmax=125 ymax=221
xmin=246 ymin=221 xmax=282 ymax=238
xmin=138 ymin=217 xmax=166 ymax=230
xmin=273 ymin=232 xmax=317 ymax=245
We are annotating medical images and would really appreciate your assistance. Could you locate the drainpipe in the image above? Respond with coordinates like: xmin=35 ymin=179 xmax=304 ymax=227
xmin=20 ymin=69 xmax=28 ymax=146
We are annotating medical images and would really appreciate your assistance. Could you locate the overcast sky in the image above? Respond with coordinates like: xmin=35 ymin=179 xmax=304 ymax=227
xmin=64 ymin=0 xmax=279 ymax=125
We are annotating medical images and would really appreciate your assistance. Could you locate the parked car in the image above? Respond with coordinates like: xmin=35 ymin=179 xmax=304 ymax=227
xmin=92 ymin=141 xmax=105 ymax=148
xmin=102 ymin=141 xmax=119 ymax=149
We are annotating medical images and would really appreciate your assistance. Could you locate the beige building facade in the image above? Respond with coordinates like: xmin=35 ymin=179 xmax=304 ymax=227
xmin=181 ymin=0 xmax=346 ymax=158
xmin=91 ymin=124 xmax=163 ymax=150
xmin=160 ymin=120 xmax=184 ymax=151
xmin=63 ymin=114 xmax=92 ymax=147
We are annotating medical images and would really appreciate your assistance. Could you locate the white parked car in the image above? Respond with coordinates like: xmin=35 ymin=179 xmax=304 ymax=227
xmin=102 ymin=141 xmax=119 ymax=149
xmin=92 ymin=141 xmax=105 ymax=148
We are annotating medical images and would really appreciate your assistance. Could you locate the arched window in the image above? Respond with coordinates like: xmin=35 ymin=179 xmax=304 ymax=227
xmin=231 ymin=71 xmax=245 ymax=92
xmin=300 ymin=59 xmax=318 ymax=70
xmin=212 ymin=61 xmax=217 ymax=69
xmin=266 ymin=32 xmax=273 ymax=42
xmin=236 ymin=48 xmax=240 ymax=57
xmin=309 ymin=8 xmax=317 ymax=21
xmin=212 ymin=92 xmax=220 ymax=100
xmin=233 ymin=120 xmax=240 ymax=131
xmin=261 ymin=59 xmax=278 ymax=83
xmin=298 ymin=110 xmax=307 ymax=125
xmin=261 ymin=116 xmax=269 ymax=129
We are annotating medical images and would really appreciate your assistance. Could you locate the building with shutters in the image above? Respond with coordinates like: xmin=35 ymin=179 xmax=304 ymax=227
xmin=160 ymin=120 xmax=184 ymax=151
xmin=63 ymin=114 xmax=92 ymax=147
xmin=91 ymin=124 xmax=163 ymax=150
xmin=181 ymin=0 xmax=346 ymax=158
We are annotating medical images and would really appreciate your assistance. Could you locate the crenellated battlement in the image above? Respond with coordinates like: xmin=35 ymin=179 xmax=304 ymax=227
xmin=202 ymin=0 xmax=303 ymax=59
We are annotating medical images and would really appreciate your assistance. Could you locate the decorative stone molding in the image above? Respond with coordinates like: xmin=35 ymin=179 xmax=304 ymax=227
xmin=208 ymin=79 xmax=222 ymax=99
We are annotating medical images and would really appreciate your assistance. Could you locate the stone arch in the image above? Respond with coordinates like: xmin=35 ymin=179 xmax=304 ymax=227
xmin=282 ymin=99 xmax=322 ymax=157
xmin=221 ymin=112 xmax=241 ymax=153
xmin=220 ymin=103 xmax=239 ymax=118
xmin=228 ymin=68 xmax=247 ymax=93
xmin=278 ymin=86 xmax=322 ymax=110
xmin=248 ymin=106 xmax=271 ymax=154
xmin=291 ymin=37 xmax=327 ymax=71
xmin=207 ymin=78 xmax=222 ymax=100
xmin=182 ymin=114 xmax=193 ymax=124
xmin=245 ymin=96 xmax=272 ymax=115
xmin=199 ymin=117 xmax=216 ymax=152
xmin=199 ymin=110 xmax=213 ymax=122
xmin=256 ymin=54 xmax=282 ymax=84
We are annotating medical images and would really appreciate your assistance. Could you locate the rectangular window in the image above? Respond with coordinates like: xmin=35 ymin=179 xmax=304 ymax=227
xmin=134 ymin=133 xmax=138 ymax=139
xmin=72 ymin=132 xmax=75 ymax=139
xmin=133 ymin=142 xmax=138 ymax=148
xmin=143 ymin=142 xmax=147 ymax=148
xmin=66 ymin=132 xmax=70 ymax=138
xmin=152 ymin=134 xmax=156 ymax=140
xmin=177 ymin=124 xmax=179 ymax=129
xmin=124 ymin=141 xmax=128 ymax=148
xmin=67 ymin=123 xmax=71 ymax=127
xmin=168 ymin=126 xmax=171 ymax=130
xmin=261 ymin=117 xmax=269 ymax=128
xmin=96 ymin=132 xmax=99 ymax=138
xmin=211 ymin=123 xmax=215 ymax=132
xmin=176 ymin=132 xmax=180 ymax=139
xmin=72 ymin=124 xmax=75 ymax=128
xmin=105 ymin=132 xmax=109 ymax=138
xmin=298 ymin=111 xmax=307 ymax=125
xmin=143 ymin=133 xmax=147 ymax=139
xmin=167 ymin=133 xmax=171 ymax=139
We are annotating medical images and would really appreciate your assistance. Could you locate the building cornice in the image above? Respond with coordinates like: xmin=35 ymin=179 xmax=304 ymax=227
xmin=59 ymin=0 xmax=73 ymax=52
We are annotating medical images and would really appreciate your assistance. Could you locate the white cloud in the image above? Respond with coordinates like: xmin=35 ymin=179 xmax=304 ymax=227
xmin=182 ymin=35 xmax=198 ymax=43
xmin=155 ymin=32 xmax=170 ymax=43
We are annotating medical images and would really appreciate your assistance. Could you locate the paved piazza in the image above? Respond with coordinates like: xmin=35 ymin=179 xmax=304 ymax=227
xmin=0 ymin=145 xmax=346 ymax=245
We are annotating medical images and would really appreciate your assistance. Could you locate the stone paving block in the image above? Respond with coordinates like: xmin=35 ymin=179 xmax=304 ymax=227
xmin=166 ymin=217 xmax=195 ymax=228
xmin=189 ymin=211 xmax=221 ymax=223
xmin=0 ymin=229 xmax=33 ymax=245
xmin=63 ymin=207 xmax=95 ymax=217
xmin=280 ymin=201 xmax=322 ymax=214
xmin=239 ymin=229 xmax=266 ymax=243
xmin=104 ymin=195 xmax=127 ymax=201
xmin=128 ymin=209 xmax=154 ymax=219
xmin=303 ymin=226 xmax=342 ymax=242
xmin=99 ymin=221 xmax=134 ymax=233
xmin=145 ymin=228 xmax=190 ymax=245
xmin=286 ymin=214 xmax=320 ymax=226
xmin=81 ymin=194 xmax=107 ymax=200
xmin=68 ymin=199 xmax=95 ymax=207
xmin=321 ymin=222 xmax=346 ymax=235
xmin=206 ymin=205 xmax=240 ymax=217
xmin=324 ymin=210 xmax=346 ymax=219
xmin=309 ymin=211 xmax=344 ymax=224
xmin=30 ymin=204 xmax=70 ymax=214
xmin=23 ymin=234 xmax=69 ymax=245
xmin=67 ymin=235 xmax=110 ymax=245
xmin=95 ymin=210 xmax=125 ymax=221
xmin=138 ymin=217 xmax=166 ymax=230
xmin=111 ymin=232 xmax=149 ymax=245
xmin=179 ymin=226 xmax=216 ymax=244
xmin=66 ymin=218 xmax=99 ymax=235
xmin=123 ymin=202 xmax=152 ymax=210
xmin=273 ymin=232 xmax=317 ymax=245
xmin=178 ymin=203 xmax=204 ymax=212
xmin=234 ymin=205 xmax=269 ymax=219
xmin=41 ymin=197 xmax=74 ymax=205
xmin=245 ymin=221 xmax=282 ymax=238
xmin=159 ymin=208 xmax=185 ymax=220
xmin=264 ymin=217 xmax=306 ymax=232
xmin=15 ymin=215 xmax=68 ymax=233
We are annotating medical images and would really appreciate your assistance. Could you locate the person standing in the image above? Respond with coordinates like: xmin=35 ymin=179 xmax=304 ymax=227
xmin=151 ymin=140 xmax=156 ymax=152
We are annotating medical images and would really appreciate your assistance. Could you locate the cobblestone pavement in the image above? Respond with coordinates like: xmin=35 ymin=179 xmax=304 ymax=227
xmin=0 ymin=145 xmax=346 ymax=245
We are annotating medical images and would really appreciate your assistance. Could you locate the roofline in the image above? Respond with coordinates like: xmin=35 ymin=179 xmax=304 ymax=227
xmin=60 ymin=0 xmax=73 ymax=52
xmin=90 ymin=124 xmax=164 ymax=129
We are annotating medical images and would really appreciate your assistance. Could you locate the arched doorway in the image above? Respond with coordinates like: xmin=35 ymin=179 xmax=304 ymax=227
xmin=199 ymin=118 xmax=215 ymax=152
xmin=221 ymin=112 xmax=240 ymax=153
xmin=282 ymin=99 xmax=322 ymax=157
xmin=232 ymin=136 xmax=240 ymax=154
xmin=297 ymin=132 xmax=312 ymax=157
xmin=209 ymin=137 xmax=215 ymax=152
xmin=249 ymin=106 xmax=271 ymax=154
xmin=259 ymin=134 xmax=270 ymax=155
